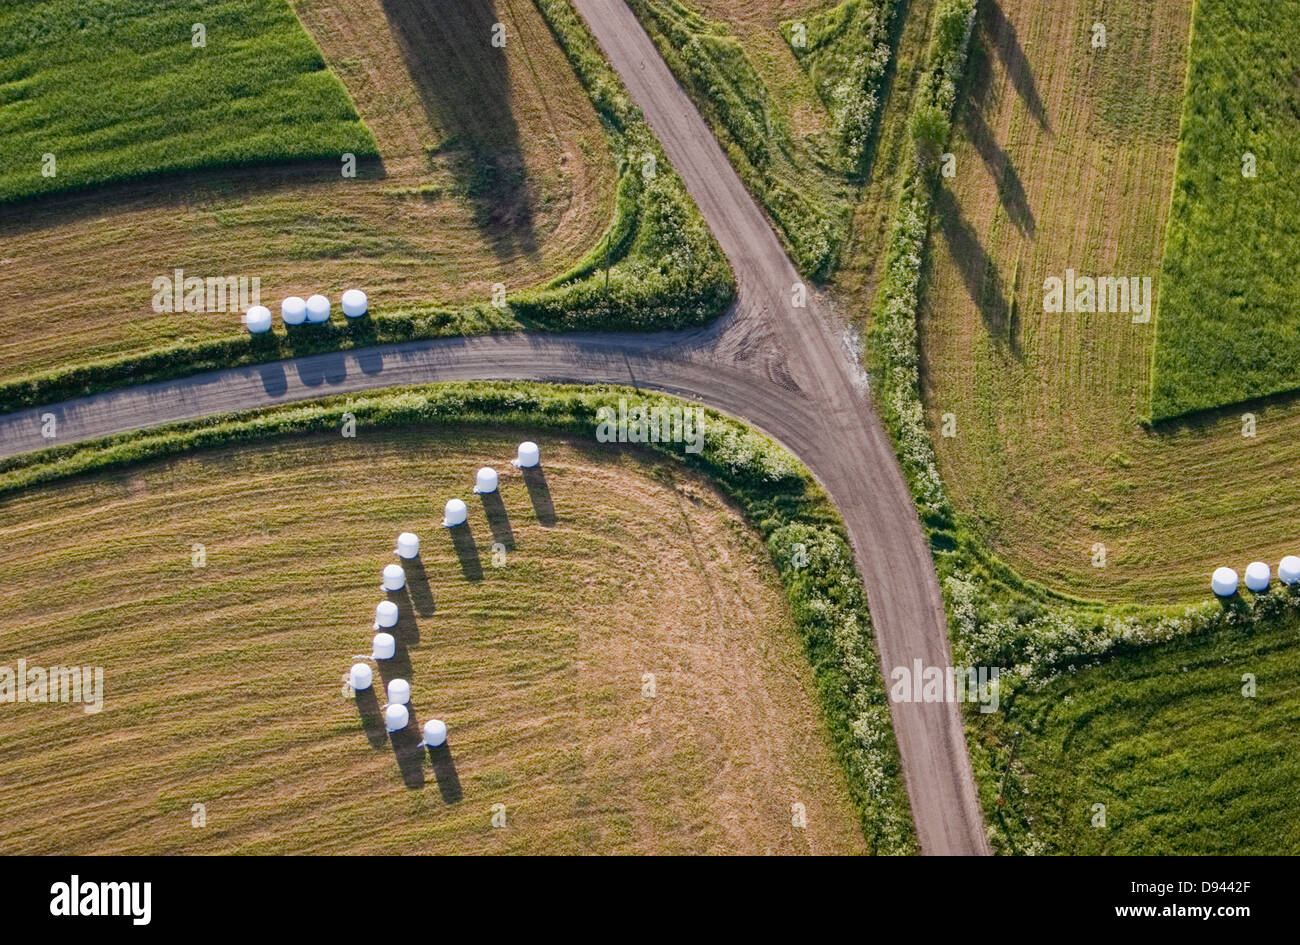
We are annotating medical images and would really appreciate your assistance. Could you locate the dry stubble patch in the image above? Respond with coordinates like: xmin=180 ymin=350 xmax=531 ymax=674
xmin=0 ymin=429 xmax=863 ymax=855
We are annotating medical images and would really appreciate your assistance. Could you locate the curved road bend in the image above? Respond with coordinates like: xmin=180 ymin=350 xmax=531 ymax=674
xmin=0 ymin=0 xmax=988 ymax=855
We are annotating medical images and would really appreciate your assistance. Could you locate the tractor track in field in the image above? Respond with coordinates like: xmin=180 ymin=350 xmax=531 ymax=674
xmin=0 ymin=0 xmax=988 ymax=856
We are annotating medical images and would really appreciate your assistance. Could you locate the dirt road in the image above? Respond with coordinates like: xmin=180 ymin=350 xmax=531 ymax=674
xmin=0 ymin=0 xmax=989 ymax=855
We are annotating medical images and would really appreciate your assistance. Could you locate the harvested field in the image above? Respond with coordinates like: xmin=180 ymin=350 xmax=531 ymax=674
xmin=916 ymin=0 xmax=1300 ymax=603
xmin=0 ymin=0 xmax=615 ymax=385
xmin=0 ymin=429 xmax=865 ymax=855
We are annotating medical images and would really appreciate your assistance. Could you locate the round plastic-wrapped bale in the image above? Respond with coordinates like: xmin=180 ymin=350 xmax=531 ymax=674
xmin=1211 ymin=567 xmax=1239 ymax=598
xmin=375 ymin=599 xmax=399 ymax=628
xmin=394 ymin=532 xmax=420 ymax=559
xmin=244 ymin=305 xmax=272 ymax=334
xmin=423 ymin=719 xmax=448 ymax=748
xmin=371 ymin=632 xmax=396 ymax=660
xmin=512 ymin=441 xmax=540 ymax=468
xmin=384 ymin=703 xmax=409 ymax=732
xmin=305 ymin=294 xmax=331 ymax=324
xmin=341 ymin=288 xmax=368 ymax=318
xmin=1245 ymin=561 xmax=1271 ymax=593
xmin=382 ymin=563 xmax=406 ymax=592
xmin=442 ymin=498 xmax=468 ymax=527
xmin=1280 ymin=555 xmax=1300 ymax=587
xmin=349 ymin=663 xmax=373 ymax=691
xmin=473 ymin=467 xmax=498 ymax=494
xmin=387 ymin=678 xmax=410 ymax=705
xmin=281 ymin=296 xmax=307 ymax=326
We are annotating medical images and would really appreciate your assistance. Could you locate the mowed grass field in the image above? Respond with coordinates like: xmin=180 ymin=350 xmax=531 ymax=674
xmin=0 ymin=0 xmax=615 ymax=383
xmin=917 ymin=0 xmax=1300 ymax=602
xmin=0 ymin=0 xmax=377 ymax=203
xmin=0 ymin=429 xmax=865 ymax=855
xmin=974 ymin=616 xmax=1300 ymax=854
xmin=1151 ymin=0 xmax=1300 ymax=419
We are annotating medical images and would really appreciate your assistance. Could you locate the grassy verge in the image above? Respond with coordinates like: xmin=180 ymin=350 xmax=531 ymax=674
xmin=0 ymin=0 xmax=733 ymax=414
xmin=0 ymin=380 xmax=915 ymax=854
xmin=0 ymin=0 xmax=378 ymax=202
xmin=1150 ymin=0 xmax=1300 ymax=420
xmin=779 ymin=0 xmax=897 ymax=174
xmin=626 ymin=0 xmax=881 ymax=279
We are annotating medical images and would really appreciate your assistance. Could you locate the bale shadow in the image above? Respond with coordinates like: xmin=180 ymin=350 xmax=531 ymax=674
xmin=258 ymin=362 xmax=287 ymax=397
xmin=522 ymin=466 xmax=556 ymax=527
xmin=380 ymin=0 xmax=537 ymax=258
xmin=480 ymin=490 xmax=515 ymax=550
xmin=389 ymin=586 xmax=421 ymax=647
xmin=404 ymin=555 xmax=437 ymax=617
xmin=356 ymin=347 xmax=384 ymax=376
xmin=390 ymin=721 xmax=427 ymax=789
xmin=355 ymin=685 xmax=387 ymax=749
xmin=294 ymin=351 xmax=347 ymax=387
xmin=449 ymin=523 xmax=484 ymax=582
xmin=428 ymin=743 xmax=463 ymax=803
xmin=376 ymin=639 xmax=414 ymax=688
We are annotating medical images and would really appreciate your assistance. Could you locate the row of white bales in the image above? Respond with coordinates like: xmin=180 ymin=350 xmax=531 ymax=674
xmin=345 ymin=441 xmax=543 ymax=750
xmin=244 ymin=290 xmax=369 ymax=333
xmin=244 ymin=293 xmax=1296 ymax=602
xmin=1212 ymin=556 xmax=1300 ymax=597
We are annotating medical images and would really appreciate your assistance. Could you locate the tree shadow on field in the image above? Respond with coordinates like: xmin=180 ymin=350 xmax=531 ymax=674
xmin=522 ymin=466 xmax=556 ymax=527
xmin=934 ymin=186 xmax=1019 ymax=357
xmin=428 ymin=744 xmax=463 ymax=803
xmin=960 ymin=34 xmax=1035 ymax=237
xmin=981 ymin=0 xmax=1050 ymax=133
xmin=380 ymin=0 xmax=537 ymax=258
xmin=390 ymin=720 xmax=427 ymax=789
xmin=355 ymin=686 xmax=387 ymax=749
xmin=480 ymin=490 xmax=515 ymax=550
xmin=449 ymin=523 xmax=484 ymax=582
xmin=404 ymin=555 xmax=437 ymax=617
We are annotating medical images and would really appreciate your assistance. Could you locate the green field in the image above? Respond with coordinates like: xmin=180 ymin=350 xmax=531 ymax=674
xmin=0 ymin=0 xmax=378 ymax=202
xmin=973 ymin=612 xmax=1300 ymax=854
xmin=1150 ymin=0 xmax=1300 ymax=419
